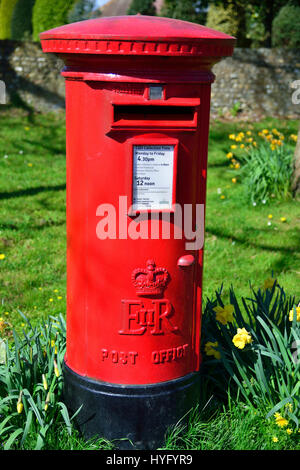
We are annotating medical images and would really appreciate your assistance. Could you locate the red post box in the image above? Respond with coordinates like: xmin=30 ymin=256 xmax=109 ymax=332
xmin=40 ymin=16 xmax=234 ymax=449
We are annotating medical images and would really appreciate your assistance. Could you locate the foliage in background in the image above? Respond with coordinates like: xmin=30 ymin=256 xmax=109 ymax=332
xmin=0 ymin=0 xmax=18 ymax=39
xmin=225 ymin=128 xmax=296 ymax=204
xmin=272 ymin=3 xmax=300 ymax=49
xmin=67 ymin=0 xmax=96 ymax=23
xmin=201 ymin=281 xmax=300 ymax=438
xmin=206 ymin=1 xmax=249 ymax=47
xmin=208 ymin=0 xmax=289 ymax=47
xmin=11 ymin=0 xmax=35 ymax=41
xmin=127 ymin=0 xmax=156 ymax=16
xmin=160 ymin=0 xmax=208 ymax=25
xmin=32 ymin=0 xmax=75 ymax=42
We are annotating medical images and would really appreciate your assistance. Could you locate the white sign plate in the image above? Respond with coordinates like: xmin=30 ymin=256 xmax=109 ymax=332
xmin=132 ymin=145 xmax=175 ymax=210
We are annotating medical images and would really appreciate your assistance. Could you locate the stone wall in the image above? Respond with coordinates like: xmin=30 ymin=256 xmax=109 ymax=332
xmin=0 ymin=40 xmax=64 ymax=112
xmin=211 ymin=48 xmax=300 ymax=120
xmin=0 ymin=40 xmax=300 ymax=119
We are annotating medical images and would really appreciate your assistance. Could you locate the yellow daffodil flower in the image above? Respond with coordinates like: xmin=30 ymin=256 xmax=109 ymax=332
xmin=274 ymin=412 xmax=288 ymax=428
xmin=226 ymin=152 xmax=233 ymax=159
xmin=0 ymin=254 xmax=5 ymax=260
xmin=272 ymin=436 xmax=278 ymax=443
xmin=232 ymin=178 xmax=237 ymax=183
xmin=204 ymin=341 xmax=221 ymax=360
xmin=289 ymin=306 xmax=300 ymax=322
xmin=229 ymin=134 xmax=236 ymax=140
xmin=214 ymin=304 xmax=234 ymax=325
xmin=232 ymin=328 xmax=252 ymax=349
xmin=264 ymin=278 xmax=276 ymax=290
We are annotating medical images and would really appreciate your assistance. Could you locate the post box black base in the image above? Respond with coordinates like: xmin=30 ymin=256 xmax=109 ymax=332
xmin=63 ymin=362 xmax=200 ymax=450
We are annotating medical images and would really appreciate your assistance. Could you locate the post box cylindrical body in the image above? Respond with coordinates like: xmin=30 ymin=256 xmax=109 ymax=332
xmin=41 ymin=16 xmax=234 ymax=449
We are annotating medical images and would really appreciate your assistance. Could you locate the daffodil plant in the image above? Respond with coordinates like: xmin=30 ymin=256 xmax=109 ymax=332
xmin=0 ymin=312 xmax=80 ymax=450
xmin=201 ymin=279 xmax=300 ymax=435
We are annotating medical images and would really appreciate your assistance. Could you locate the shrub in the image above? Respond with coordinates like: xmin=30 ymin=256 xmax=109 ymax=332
xmin=201 ymin=280 xmax=300 ymax=434
xmin=32 ymin=0 xmax=75 ymax=42
xmin=272 ymin=4 xmax=300 ymax=48
xmin=67 ymin=0 xmax=95 ymax=23
xmin=160 ymin=0 xmax=207 ymax=25
xmin=205 ymin=2 xmax=239 ymax=37
xmin=11 ymin=0 xmax=35 ymax=41
xmin=0 ymin=0 xmax=18 ymax=39
xmin=127 ymin=0 xmax=156 ymax=16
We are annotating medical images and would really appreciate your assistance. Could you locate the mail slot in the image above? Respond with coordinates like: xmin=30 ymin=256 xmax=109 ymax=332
xmin=113 ymin=105 xmax=197 ymax=128
xmin=40 ymin=15 xmax=235 ymax=450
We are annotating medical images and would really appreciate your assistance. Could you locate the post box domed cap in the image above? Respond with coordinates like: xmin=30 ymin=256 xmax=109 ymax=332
xmin=40 ymin=15 xmax=235 ymax=58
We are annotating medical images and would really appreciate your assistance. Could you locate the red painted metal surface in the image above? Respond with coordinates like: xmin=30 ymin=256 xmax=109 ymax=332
xmin=41 ymin=16 xmax=234 ymax=385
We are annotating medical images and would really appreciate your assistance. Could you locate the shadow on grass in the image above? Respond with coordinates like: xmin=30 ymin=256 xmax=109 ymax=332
xmin=206 ymin=225 xmax=300 ymax=255
xmin=0 ymin=183 xmax=66 ymax=200
xmin=205 ymin=224 xmax=300 ymax=276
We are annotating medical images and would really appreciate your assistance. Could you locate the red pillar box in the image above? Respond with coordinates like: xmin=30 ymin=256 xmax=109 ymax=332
xmin=40 ymin=16 xmax=235 ymax=449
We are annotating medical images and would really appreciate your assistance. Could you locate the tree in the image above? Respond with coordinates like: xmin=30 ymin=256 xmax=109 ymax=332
xmin=127 ymin=0 xmax=156 ymax=16
xmin=160 ymin=0 xmax=208 ymax=25
xmin=209 ymin=0 xmax=290 ymax=47
xmin=0 ymin=0 xmax=18 ymax=39
xmin=32 ymin=0 xmax=75 ymax=42
xmin=68 ymin=0 xmax=95 ymax=23
xmin=206 ymin=0 xmax=250 ymax=46
xmin=272 ymin=3 xmax=300 ymax=48
xmin=11 ymin=0 xmax=35 ymax=40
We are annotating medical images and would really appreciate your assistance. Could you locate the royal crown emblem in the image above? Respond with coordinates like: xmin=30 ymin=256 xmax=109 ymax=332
xmin=132 ymin=260 xmax=170 ymax=296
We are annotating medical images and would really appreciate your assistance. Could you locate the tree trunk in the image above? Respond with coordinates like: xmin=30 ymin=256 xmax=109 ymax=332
xmin=292 ymin=123 xmax=300 ymax=197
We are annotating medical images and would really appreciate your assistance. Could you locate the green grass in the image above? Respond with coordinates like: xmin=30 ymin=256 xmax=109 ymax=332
xmin=0 ymin=109 xmax=299 ymax=451
xmin=161 ymin=403 xmax=300 ymax=450
xmin=0 ymin=109 xmax=299 ymax=334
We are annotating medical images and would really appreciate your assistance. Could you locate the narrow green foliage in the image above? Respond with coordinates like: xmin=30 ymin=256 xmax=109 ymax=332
xmin=0 ymin=312 xmax=78 ymax=449
xmin=201 ymin=281 xmax=300 ymax=433
xmin=238 ymin=143 xmax=293 ymax=204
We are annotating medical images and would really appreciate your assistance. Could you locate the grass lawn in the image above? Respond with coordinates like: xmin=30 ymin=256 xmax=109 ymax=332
xmin=0 ymin=109 xmax=299 ymax=333
xmin=0 ymin=108 xmax=299 ymax=450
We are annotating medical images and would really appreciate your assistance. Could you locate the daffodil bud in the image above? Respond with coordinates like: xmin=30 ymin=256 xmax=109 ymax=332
xmin=42 ymin=374 xmax=48 ymax=390
xmin=44 ymin=392 xmax=50 ymax=411
xmin=17 ymin=402 xmax=23 ymax=414
xmin=54 ymin=359 xmax=60 ymax=377
xmin=17 ymin=390 xmax=23 ymax=414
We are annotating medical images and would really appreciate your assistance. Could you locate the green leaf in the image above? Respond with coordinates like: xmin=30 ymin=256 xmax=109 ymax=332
xmin=266 ymin=396 xmax=294 ymax=419
xmin=4 ymin=428 xmax=23 ymax=450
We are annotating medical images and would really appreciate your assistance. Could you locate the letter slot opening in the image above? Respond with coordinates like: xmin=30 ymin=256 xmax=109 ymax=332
xmin=112 ymin=105 xmax=197 ymax=129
